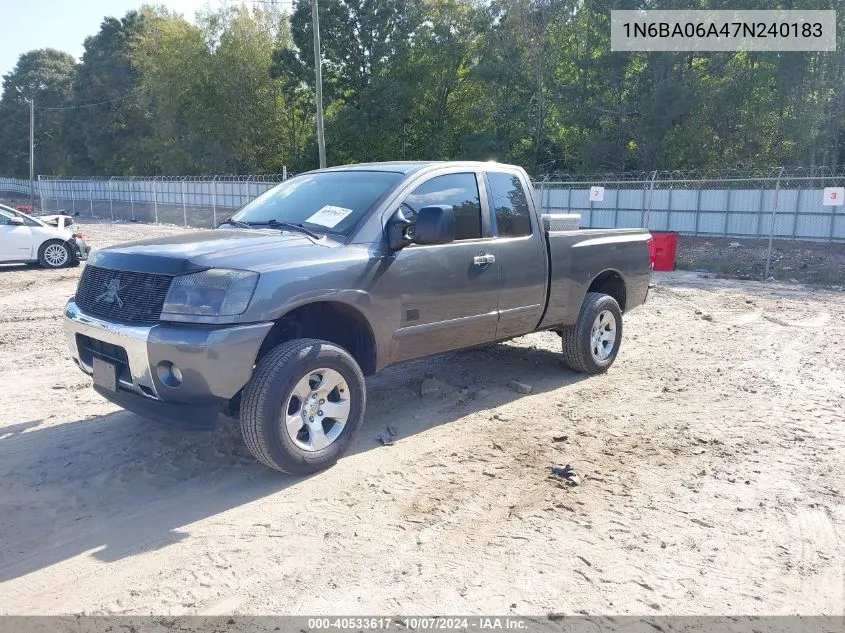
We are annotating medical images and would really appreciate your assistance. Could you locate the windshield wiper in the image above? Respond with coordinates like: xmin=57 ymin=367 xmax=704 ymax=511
xmin=220 ymin=217 xmax=254 ymax=230
xmin=265 ymin=219 xmax=322 ymax=240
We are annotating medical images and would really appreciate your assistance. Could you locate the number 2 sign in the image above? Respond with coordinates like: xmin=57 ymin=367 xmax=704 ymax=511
xmin=823 ymin=187 xmax=844 ymax=206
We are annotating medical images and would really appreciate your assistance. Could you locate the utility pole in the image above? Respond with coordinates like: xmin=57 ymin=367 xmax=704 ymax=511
xmin=402 ymin=118 xmax=408 ymax=160
xmin=28 ymin=96 xmax=34 ymax=212
xmin=16 ymin=87 xmax=35 ymax=212
xmin=311 ymin=0 xmax=326 ymax=168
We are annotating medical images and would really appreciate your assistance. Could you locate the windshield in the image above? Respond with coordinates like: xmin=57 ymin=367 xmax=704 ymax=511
xmin=230 ymin=170 xmax=404 ymax=235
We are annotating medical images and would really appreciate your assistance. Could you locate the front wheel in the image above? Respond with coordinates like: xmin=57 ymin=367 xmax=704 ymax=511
xmin=38 ymin=240 xmax=71 ymax=268
xmin=239 ymin=338 xmax=366 ymax=474
xmin=561 ymin=292 xmax=623 ymax=374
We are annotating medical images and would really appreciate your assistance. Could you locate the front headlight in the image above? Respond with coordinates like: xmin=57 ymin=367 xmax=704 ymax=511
xmin=162 ymin=268 xmax=259 ymax=317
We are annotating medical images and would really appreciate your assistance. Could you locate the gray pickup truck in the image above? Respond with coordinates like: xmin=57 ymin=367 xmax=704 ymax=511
xmin=63 ymin=161 xmax=652 ymax=474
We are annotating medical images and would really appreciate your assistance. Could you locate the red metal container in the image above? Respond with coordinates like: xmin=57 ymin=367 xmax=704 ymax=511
xmin=649 ymin=231 xmax=678 ymax=271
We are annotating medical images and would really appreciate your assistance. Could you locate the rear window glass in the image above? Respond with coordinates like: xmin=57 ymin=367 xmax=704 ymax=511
xmin=487 ymin=172 xmax=532 ymax=237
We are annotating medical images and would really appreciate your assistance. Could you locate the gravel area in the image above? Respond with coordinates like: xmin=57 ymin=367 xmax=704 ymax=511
xmin=0 ymin=221 xmax=842 ymax=615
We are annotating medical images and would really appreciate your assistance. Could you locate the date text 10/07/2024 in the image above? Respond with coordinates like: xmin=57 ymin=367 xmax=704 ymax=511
xmin=307 ymin=618 xmax=529 ymax=630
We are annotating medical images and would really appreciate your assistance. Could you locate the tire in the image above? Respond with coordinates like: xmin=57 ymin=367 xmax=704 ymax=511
xmin=561 ymin=292 xmax=623 ymax=375
xmin=38 ymin=240 xmax=71 ymax=269
xmin=239 ymin=338 xmax=366 ymax=475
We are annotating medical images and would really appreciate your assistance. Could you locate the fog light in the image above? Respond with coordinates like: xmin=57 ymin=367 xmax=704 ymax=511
xmin=156 ymin=361 xmax=183 ymax=387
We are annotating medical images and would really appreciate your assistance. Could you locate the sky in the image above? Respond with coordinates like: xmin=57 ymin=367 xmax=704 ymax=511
xmin=0 ymin=0 xmax=220 ymax=79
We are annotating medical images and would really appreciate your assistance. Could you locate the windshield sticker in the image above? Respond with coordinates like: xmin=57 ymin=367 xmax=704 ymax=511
xmin=306 ymin=205 xmax=354 ymax=228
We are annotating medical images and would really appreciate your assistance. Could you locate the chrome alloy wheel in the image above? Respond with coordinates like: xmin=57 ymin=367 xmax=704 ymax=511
xmin=283 ymin=368 xmax=351 ymax=452
xmin=590 ymin=309 xmax=617 ymax=362
xmin=44 ymin=243 xmax=69 ymax=267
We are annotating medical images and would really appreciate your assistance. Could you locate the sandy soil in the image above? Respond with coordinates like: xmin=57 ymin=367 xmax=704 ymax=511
xmin=0 ymin=220 xmax=842 ymax=616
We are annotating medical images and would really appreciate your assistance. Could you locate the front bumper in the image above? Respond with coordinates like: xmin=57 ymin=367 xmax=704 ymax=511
xmin=72 ymin=237 xmax=89 ymax=261
xmin=64 ymin=300 xmax=273 ymax=426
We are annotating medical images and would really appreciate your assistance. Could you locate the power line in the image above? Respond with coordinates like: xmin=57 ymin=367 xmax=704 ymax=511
xmin=250 ymin=0 xmax=293 ymax=6
xmin=2 ymin=112 xmax=29 ymax=127
xmin=36 ymin=88 xmax=144 ymax=111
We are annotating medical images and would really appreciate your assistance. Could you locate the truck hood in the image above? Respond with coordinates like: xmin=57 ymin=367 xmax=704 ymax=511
xmin=87 ymin=228 xmax=335 ymax=275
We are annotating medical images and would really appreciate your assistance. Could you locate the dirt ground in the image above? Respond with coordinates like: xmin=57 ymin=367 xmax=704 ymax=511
xmin=0 ymin=220 xmax=842 ymax=616
xmin=676 ymin=236 xmax=845 ymax=286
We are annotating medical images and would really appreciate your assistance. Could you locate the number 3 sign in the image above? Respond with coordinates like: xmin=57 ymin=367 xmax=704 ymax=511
xmin=823 ymin=187 xmax=844 ymax=206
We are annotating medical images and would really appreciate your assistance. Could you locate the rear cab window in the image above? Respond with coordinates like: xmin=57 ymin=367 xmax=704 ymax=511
xmin=485 ymin=171 xmax=533 ymax=238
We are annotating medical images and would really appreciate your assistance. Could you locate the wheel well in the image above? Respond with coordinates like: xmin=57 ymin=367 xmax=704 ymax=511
xmin=39 ymin=238 xmax=64 ymax=250
xmin=257 ymin=302 xmax=377 ymax=375
xmin=587 ymin=271 xmax=627 ymax=311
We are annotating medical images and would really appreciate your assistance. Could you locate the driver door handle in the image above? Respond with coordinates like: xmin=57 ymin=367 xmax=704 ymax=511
xmin=473 ymin=253 xmax=496 ymax=266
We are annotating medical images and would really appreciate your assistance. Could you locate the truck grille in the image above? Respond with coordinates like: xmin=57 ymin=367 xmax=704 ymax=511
xmin=75 ymin=266 xmax=173 ymax=323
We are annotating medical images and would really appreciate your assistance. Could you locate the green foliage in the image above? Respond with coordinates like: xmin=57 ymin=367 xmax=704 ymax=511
xmin=0 ymin=0 xmax=843 ymax=177
xmin=0 ymin=49 xmax=78 ymax=177
xmin=130 ymin=4 xmax=293 ymax=173
xmin=64 ymin=11 xmax=154 ymax=175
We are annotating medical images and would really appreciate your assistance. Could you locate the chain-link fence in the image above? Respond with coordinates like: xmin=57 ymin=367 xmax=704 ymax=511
xmin=537 ymin=167 xmax=845 ymax=242
xmin=5 ymin=167 xmax=845 ymax=243
xmin=0 ymin=177 xmax=36 ymax=199
xmin=35 ymin=173 xmax=290 ymax=229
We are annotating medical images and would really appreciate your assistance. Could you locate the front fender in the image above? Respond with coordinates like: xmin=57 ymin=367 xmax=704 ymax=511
xmin=262 ymin=288 xmax=374 ymax=322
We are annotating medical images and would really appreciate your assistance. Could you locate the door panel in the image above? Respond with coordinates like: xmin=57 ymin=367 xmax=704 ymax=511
xmin=494 ymin=235 xmax=546 ymax=338
xmin=391 ymin=241 xmax=498 ymax=361
xmin=485 ymin=171 xmax=547 ymax=338
xmin=388 ymin=172 xmax=499 ymax=362
xmin=0 ymin=211 xmax=34 ymax=261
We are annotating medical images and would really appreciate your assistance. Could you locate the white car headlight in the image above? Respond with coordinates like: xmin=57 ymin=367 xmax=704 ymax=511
xmin=162 ymin=269 xmax=259 ymax=317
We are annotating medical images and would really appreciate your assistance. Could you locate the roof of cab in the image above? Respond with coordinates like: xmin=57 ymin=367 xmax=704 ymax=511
xmin=305 ymin=160 xmax=522 ymax=176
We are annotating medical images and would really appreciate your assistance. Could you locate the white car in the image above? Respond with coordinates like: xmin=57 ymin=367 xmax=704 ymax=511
xmin=0 ymin=203 xmax=89 ymax=268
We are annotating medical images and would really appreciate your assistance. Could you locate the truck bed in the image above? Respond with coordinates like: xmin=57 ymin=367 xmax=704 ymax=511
xmin=539 ymin=227 xmax=652 ymax=329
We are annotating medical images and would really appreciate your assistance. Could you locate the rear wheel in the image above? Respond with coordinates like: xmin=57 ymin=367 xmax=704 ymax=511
xmin=38 ymin=240 xmax=71 ymax=268
xmin=561 ymin=292 xmax=623 ymax=374
xmin=239 ymin=338 xmax=366 ymax=474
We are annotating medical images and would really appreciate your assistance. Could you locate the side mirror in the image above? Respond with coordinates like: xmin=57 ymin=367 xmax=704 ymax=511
xmin=387 ymin=208 xmax=415 ymax=251
xmin=9 ymin=216 xmax=24 ymax=225
xmin=386 ymin=204 xmax=456 ymax=251
xmin=414 ymin=205 xmax=455 ymax=246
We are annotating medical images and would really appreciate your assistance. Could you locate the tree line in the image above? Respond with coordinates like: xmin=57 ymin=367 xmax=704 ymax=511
xmin=0 ymin=0 xmax=843 ymax=180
